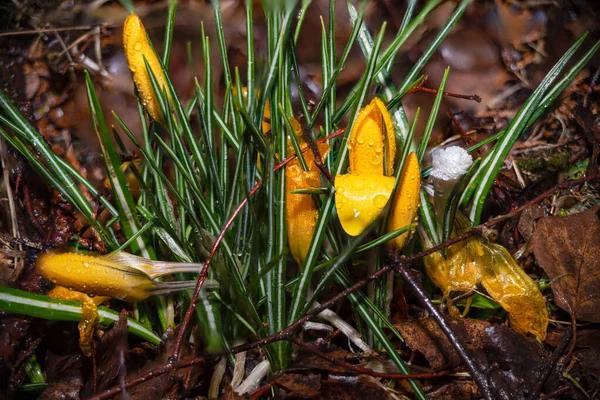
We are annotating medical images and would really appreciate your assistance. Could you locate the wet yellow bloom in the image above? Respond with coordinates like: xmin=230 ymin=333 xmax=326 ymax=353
xmin=423 ymin=216 xmax=548 ymax=340
xmin=36 ymin=250 xmax=215 ymax=302
xmin=123 ymin=14 xmax=171 ymax=124
xmin=334 ymin=98 xmax=420 ymax=249
xmin=37 ymin=250 xmax=218 ymax=356
xmin=285 ymin=118 xmax=329 ymax=265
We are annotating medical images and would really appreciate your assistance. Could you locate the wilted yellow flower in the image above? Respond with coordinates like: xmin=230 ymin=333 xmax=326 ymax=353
xmin=423 ymin=216 xmax=549 ymax=340
xmin=123 ymin=14 xmax=171 ymax=124
xmin=334 ymin=97 xmax=420 ymax=249
xmin=285 ymin=118 xmax=329 ymax=264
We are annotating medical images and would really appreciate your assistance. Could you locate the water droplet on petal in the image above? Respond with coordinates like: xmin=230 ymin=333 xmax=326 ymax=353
xmin=373 ymin=194 xmax=389 ymax=209
xmin=356 ymin=135 xmax=365 ymax=144
xmin=134 ymin=42 xmax=142 ymax=51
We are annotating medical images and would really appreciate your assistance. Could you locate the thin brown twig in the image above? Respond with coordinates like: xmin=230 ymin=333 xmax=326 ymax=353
xmin=407 ymin=86 xmax=482 ymax=103
xmin=532 ymin=329 xmax=572 ymax=399
xmin=391 ymin=253 xmax=494 ymax=400
xmin=0 ymin=25 xmax=112 ymax=37
xmin=292 ymin=337 xmax=459 ymax=380
xmin=300 ymin=123 xmax=335 ymax=185
xmin=90 ymin=171 xmax=599 ymax=400
xmin=540 ymin=385 xmax=570 ymax=400
xmin=448 ymin=111 xmax=476 ymax=147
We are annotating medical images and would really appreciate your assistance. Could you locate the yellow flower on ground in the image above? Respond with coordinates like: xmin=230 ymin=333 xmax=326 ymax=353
xmin=423 ymin=215 xmax=549 ymax=340
xmin=37 ymin=250 xmax=220 ymax=355
xmin=123 ymin=14 xmax=171 ymax=124
xmin=36 ymin=250 xmax=217 ymax=302
xmin=285 ymin=118 xmax=329 ymax=265
xmin=334 ymin=97 xmax=420 ymax=249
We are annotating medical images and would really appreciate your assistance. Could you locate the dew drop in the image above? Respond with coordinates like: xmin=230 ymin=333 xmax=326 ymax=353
xmin=134 ymin=42 xmax=143 ymax=51
xmin=356 ymin=135 xmax=365 ymax=144
xmin=355 ymin=180 xmax=364 ymax=189
xmin=373 ymin=194 xmax=389 ymax=209
xmin=368 ymin=140 xmax=374 ymax=146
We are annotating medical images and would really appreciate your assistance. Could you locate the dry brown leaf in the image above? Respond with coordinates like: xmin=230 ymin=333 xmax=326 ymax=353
xmin=531 ymin=206 xmax=600 ymax=323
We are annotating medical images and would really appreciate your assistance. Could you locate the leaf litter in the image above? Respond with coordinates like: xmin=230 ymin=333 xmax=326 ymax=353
xmin=531 ymin=206 xmax=600 ymax=323
xmin=1 ymin=0 xmax=600 ymax=399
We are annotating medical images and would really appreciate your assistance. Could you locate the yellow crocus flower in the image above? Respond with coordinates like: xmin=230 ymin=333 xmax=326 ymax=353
xmin=36 ymin=250 xmax=216 ymax=302
xmin=123 ymin=14 xmax=171 ymax=124
xmin=37 ymin=249 xmax=219 ymax=355
xmin=285 ymin=118 xmax=329 ymax=265
xmin=334 ymin=98 xmax=420 ymax=249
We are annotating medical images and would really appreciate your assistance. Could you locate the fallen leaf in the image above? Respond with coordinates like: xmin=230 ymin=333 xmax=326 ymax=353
xmin=316 ymin=376 xmax=393 ymax=400
xmin=424 ymin=380 xmax=479 ymax=400
xmin=83 ymin=310 xmax=129 ymax=396
xmin=531 ymin=206 xmax=600 ymax=323
xmin=273 ymin=373 xmax=321 ymax=397
xmin=394 ymin=319 xmax=463 ymax=370
xmin=517 ymin=204 xmax=544 ymax=241
xmin=39 ymin=353 xmax=83 ymax=400
xmin=397 ymin=318 xmax=555 ymax=398
xmin=292 ymin=343 xmax=367 ymax=375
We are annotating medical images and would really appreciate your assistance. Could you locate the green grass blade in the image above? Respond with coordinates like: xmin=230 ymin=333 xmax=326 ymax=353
xmin=468 ymin=33 xmax=590 ymax=224
xmin=417 ymin=67 xmax=449 ymax=162
xmin=0 ymin=286 xmax=161 ymax=345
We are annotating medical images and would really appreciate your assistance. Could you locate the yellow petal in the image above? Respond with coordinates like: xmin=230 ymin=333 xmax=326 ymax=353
xmin=334 ymin=174 xmax=395 ymax=236
xmin=123 ymin=14 xmax=170 ymax=124
xmin=233 ymin=86 xmax=270 ymax=134
xmin=387 ymin=152 xmax=420 ymax=249
xmin=285 ymin=134 xmax=330 ymax=265
xmin=373 ymin=97 xmax=396 ymax=175
xmin=286 ymin=164 xmax=319 ymax=265
xmin=263 ymin=99 xmax=271 ymax=134
xmin=349 ymin=98 xmax=396 ymax=176
xmin=47 ymin=287 xmax=109 ymax=356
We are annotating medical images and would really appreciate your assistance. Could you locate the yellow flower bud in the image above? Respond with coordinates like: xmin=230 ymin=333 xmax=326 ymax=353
xmin=285 ymin=118 xmax=329 ymax=265
xmin=123 ymin=14 xmax=171 ymax=124
xmin=387 ymin=152 xmax=421 ymax=249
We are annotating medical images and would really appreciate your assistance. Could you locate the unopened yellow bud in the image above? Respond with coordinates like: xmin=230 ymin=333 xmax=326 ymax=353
xmin=123 ymin=14 xmax=171 ymax=124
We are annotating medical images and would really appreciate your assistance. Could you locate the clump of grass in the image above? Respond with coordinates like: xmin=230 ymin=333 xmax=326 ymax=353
xmin=0 ymin=0 xmax=598 ymax=398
